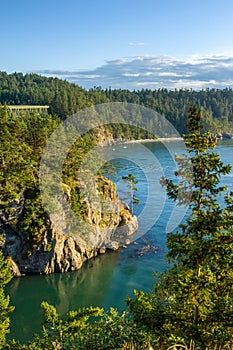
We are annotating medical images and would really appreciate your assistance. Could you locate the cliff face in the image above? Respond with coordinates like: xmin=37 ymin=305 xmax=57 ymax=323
xmin=0 ymin=178 xmax=138 ymax=276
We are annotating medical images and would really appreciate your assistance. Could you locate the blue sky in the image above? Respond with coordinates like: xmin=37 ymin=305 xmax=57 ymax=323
xmin=1 ymin=0 xmax=233 ymax=89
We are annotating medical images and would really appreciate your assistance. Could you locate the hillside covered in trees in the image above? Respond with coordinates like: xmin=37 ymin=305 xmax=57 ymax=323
xmin=1 ymin=71 xmax=233 ymax=133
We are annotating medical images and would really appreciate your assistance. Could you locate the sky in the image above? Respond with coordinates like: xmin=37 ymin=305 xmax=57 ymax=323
xmin=1 ymin=0 xmax=233 ymax=90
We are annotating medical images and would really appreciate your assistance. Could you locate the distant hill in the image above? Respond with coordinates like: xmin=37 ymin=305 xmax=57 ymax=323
xmin=1 ymin=71 xmax=233 ymax=133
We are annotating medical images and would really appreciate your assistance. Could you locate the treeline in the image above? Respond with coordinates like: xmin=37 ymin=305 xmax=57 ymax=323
xmin=1 ymin=71 xmax=233 ymax=133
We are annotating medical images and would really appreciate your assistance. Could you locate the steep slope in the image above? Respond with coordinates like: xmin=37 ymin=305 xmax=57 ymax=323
xmin=0 ymin=178 xmax=137 ymax=276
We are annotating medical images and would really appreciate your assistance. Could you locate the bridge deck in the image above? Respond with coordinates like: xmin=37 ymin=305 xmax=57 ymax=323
xmin=8 ymin=105 xmax=49 ymax=110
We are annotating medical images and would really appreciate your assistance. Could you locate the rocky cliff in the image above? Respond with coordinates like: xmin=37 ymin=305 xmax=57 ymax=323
xmin=0 ymin=178 xmax=138 ymax=277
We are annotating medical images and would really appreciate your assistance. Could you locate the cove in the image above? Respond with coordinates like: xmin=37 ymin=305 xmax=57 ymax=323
xmin=6 ymin=140 xmax=233 ymax=342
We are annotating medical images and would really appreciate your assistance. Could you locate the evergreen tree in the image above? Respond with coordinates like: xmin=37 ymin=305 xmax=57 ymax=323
xmin=159 ymin=106 xmax=233 ymax=345
xmin=129 ymin=107 xmax=233 ymax=348
xmin=122 ymin=173 xmax=139 ymax=213
xmin=0 ymin=251 xmax=14 ymax=347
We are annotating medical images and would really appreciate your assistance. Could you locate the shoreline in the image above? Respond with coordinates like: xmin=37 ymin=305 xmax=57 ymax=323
xmin=124 ymin=137 xmax=183 ymax=144
xmin=107 ymin=137 xmax=183 ymax=145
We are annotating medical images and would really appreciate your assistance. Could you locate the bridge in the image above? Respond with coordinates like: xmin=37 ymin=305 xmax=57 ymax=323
xmin=8 ymin=105 xmax=49 ymax=112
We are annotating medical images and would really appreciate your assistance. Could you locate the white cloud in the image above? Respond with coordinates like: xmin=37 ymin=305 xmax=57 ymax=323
xmin=79 ymin=74 xmax=101 ymax=79
xmin=38 ymin=54 xmax=233 ymax=90
xmin=122 ymin=72 xmax=153 ymax=77
xmin=129 ymin=42 xmax=145 ymax=46
xmin=122 ymin=73 xmax=140 ymax=77
xmin=158 ymin=72 xmax=184 ymax=77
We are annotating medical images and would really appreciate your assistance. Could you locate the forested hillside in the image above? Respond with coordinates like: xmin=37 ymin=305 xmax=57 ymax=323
xmin=1 ymin=71 xmax=233 ymax=133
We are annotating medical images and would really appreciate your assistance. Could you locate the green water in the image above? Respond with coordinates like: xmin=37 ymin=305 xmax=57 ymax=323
xmin=6 ymin=140 xmax=233 ymax=342
xmin=7 ymin=252 xmax=120 ymax=340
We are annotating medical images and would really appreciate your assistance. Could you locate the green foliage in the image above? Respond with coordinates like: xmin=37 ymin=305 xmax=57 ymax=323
xmin=62 ymin=132 xmax=97 ymax=187
xmin=70 ymin=188 xmax=88 ymax=219
xmin=100 ymin=161 xmax=117 ymax=180
xmin=0 ymin=106 xmax=33 ymax=204
xmin=127 ymin=290 xmax=172 ymax=348
xmin=0 ymin=107 xmax=60 ymax=252
xmin=122 ymin=173 xmax=140 ymax=213
xmin=0 ymin=251 xmax=14 ymax=348
xmin=129 ymin=107 xmax=233 ymax=348
xmin=6 ymin=302 xmax=149 ymax=350
xmin=17 ymin=192 xmax=50 ymax=249
xmin=161 ymin=108 xmax=233 ymax=346
xmin=0 ymin=105 xmax=59 ymax=207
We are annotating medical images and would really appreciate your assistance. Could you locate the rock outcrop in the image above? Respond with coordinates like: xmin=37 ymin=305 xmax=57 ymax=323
xmin=0 ymin=178 xmax=138 ymax=276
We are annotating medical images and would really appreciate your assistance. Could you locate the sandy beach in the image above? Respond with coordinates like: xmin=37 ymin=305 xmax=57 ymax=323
xmin=117 ymin=137 xmax=183 ymax=144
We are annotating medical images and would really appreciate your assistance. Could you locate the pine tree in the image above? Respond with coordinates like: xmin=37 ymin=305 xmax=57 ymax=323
xmin=122 ymin=173 xmax=139 ymax=213
xmin=128 ymin=107 xmax=233 ymax=348
xmin=159 ymin=106 xmax=233 ymax=346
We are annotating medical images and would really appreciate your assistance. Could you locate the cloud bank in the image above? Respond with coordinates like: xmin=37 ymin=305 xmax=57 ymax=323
xmin=38 ymin=54 xmax=233 ymax=90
